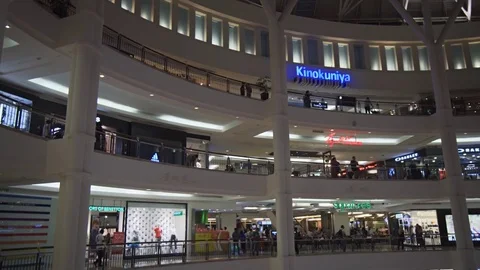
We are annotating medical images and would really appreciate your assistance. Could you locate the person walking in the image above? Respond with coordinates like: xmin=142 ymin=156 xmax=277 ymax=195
xmin=240 ymin=83 xmax=246 ymax=96
xmin=365 ymin=97 xmax=373 ymax=114
xmin=246 ymin=84 xmax=253 ymax=98
xmin=331 ymin=157 xmax=340 ymax=178
xmin=94 ymin=229 xmax=105 ymax=267
xmin=232 ymin=228 xmax=240 ymax=256
xmin=350 ymin=156 xmax=359 ymax=179
xmin=397 ymin=228 xmax=405 ymax=250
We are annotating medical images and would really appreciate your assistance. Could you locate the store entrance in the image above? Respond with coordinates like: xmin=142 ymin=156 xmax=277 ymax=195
xmin=92 ymin=212 xmax=120 ymax=235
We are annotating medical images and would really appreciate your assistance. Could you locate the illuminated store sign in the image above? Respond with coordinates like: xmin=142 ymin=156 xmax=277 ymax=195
xmin=458 ymin=147 xmax=480 ymax=154
xmin=295 ymin=66 xmax=351 ymax=84
xmin=89 ymin=206 xmax=124 ymax=212
xmin=394 ymin=153 xmax=418 ymax=162
xmin=326 ymin=132 xmax=362 ymax=147
xmin=151 ymin=153 xmax=160 ymax=163
xmin=173 ymin=211 xmax=183 ymax=216
xmin=465 ymin=164 xmax=479 ymax=171
xmin=333 ymin=202 xmax=372 ymax=211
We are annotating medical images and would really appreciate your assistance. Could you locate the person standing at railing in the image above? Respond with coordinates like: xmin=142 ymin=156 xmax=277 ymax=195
xmin=397 ymin=228 xmax=405 ymax=250
xmin=350 ymin=156 xmax=359 ymax=179
xmin=240 ymin=83 xmax=246 ymax=96
xmin=246 ymin=84 xmax=253 ymax=98
xmin=365 ymin=97 xmax=373 ymax=114
xmin=303 ymin=91 xmax=312 ymax=108
xmin=94 ymin=229 xmax=105 ymax=267
xmin=260 ymin=88 xmax=269 ymax=101
xmin=232 ymin=228 xmax=240 ymax=256
xmin=331 ymin=157 xmax=340 ymax=178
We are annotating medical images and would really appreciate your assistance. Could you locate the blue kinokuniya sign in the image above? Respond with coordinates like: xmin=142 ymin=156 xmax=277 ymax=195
xmin=288 ymin=64 xmax=351 ymax=88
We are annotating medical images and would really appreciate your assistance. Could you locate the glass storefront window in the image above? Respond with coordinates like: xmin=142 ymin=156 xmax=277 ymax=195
xmin=469 ymin=42 xmax=480 ymax=68
xmin=292 ymin=37 xmax=303 ymax=63
xmin=121 ymin=0 xmax=134 ymax=13
xmin=401 ymin=46 xmax=414 ymax=71
xmin=228 ymin=23 xmax=239 ymax=51
xmin=260 ymin=31 xmax=269 ymax=57
xmin=159 ymin=0 xmax=171 ymax=29
xmin=307 ymin=39 xmax=318 ymax=65
xmin=385 ymin=46 xmax=398 ymax=71
xmin=369 ymin=46 xmax=381 ymax=71
xmin=244 ymin=28 xmax=255 ymax=55
xmin=177 ymin=6 xmax=189 ymax=36
xmin=323 ymin=42 xmax=334 ymax=67
xmin=353 ymin=44 xmax=365 ymax=69
xmin=451 ymin=44 xmax=466 ymax=70
xmin=194 ymin=12 xmax=206 ymax=42
xmin=338 ymin=43 xmax=350 ymax=69
xmin=139 ymin=0 xmax=153 ymax=21
xmin=211 ymin=18 xmax=222 ymax=47
xmin=418 ymin=46 xmax=430 ymax=71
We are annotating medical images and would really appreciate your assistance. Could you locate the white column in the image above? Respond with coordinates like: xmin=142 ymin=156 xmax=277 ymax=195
xmin=52 ymin=1 xmax=104 ymax=270
xmin=427 ymin=43 xmax=476 ymax=270
xmin=268 ymin=22 xmax=295 ymax=270
xmin=0 ymin=1 xmax=13 ymax=64
xmin=333 ymin=212 xmax=350 ymax=236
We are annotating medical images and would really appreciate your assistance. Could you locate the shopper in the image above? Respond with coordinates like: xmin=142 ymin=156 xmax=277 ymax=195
xmin=424 ymin=164 xmax=431 ymax=179
xmin=397 ymin=228 xmax=405 ymax=250
xmin=303 ymin=91 xmax=312 ymax=108
xmin=415 ymin=224 xmax=424 ymax=248
xmin=240 ymin=83 xmax=246 ymax=96
xmin=365 ymin=97 xmax=373 ymax=114
xmin=232 ymin=228 xmax=240 ymax=256
xmin=335 ymin=225 xmax=346 ymax=252
xmin=331 ymin=157 xmax=340 ymax=178
xmin=251 ymin=228 xmax=260 ymax=256
xmin=246 ymin=84 xmax=253 ymax=98
xmin=240 ymin=230 xmax=247 ymax=254
xmin=94 ymin=229 xmax=105 ymax=267
xmin=260 ymin=88 xmax=269 ymax=100
xmin=294 ymin=227 xmax=301 ymax=255
xmin=350 ymin=156 xmax=359 ymax=179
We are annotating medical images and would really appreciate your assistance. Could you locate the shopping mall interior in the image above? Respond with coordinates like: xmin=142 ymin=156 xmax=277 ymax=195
xmin=1 ymin=0 xmax=480 ymax=269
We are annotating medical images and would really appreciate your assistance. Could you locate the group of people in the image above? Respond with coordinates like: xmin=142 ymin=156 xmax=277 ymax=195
xmin=92 ymin=228 xmax=112 ymax=267
xmin=240 ymin=83 xmax=253 ymax=98
xmin=229 ymin=227 xmax=265 ymax=256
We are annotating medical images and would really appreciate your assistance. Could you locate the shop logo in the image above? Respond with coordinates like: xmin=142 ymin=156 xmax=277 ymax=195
xmin=295 ymin=66 xmax=351 ymax=84
xmin=89 ymin=205 xmax=124 ymax=212
xmin=326 ymin=132 xmax=362 ymax=147
xmin=173 ymin=211 xmax=183 ymax=216
xmin=333 ymin=201 xmax=372 ymax=211
xmin=394 ymin=153 xmax=418 ymax=162
xmin=458 ymin=147 xmax=480 ymax=153
xmin=465 ymin=164 xmax=479 ymax=171
xmin=151 ymin=153 xmax=160 ymax=163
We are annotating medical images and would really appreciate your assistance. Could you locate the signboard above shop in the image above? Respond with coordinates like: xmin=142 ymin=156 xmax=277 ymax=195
xmin=458 ymin=147 xmax=480 ymax=154
xmin=287 ymin=64 xmax=351 ymax=89
xmin=89 ymin=206 xmax=124 ymax=212
xmin=394 ymin=153 xmax=419 ymax=162
xmin=333 ymin=202 xmax=372 ymax=211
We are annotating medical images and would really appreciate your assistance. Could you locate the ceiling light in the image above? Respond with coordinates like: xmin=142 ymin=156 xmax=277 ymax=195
xmin=99 ymin=74 xmax=105 ymax=78
xmin=244 ymin=207 xmax=259 ymax=210
xmin=149 ymin=94 xmax=154 ymax=97
xmin=330 ymin=129 xmax=334 ymax=132
xmin=157 ymin=115 xmax=225 ymax=131
xmin=434 ymin=157 xmax=437 ymax=159
xmin=431 ymin=137 xmax=480 ymax=144
xmin=368 ymin=132 xmax=371 ymax=134
xmin=146 ymin=189 xmax=151 ymax=191
xmin=464 ymin=133 xmax=468 ymax=135
xmin=194 ymin=107 xmax=199 ymax=110
xmin=294 ymin=125 xmax=298 ymax=128
xmin=5 ymin=25 xmax=10 ymax=29
xmin=226 ymin=150 xmax=230 ymax=153
xmin=97 ymin=98 xmax=139 ymax=113
xmin=236 ymin=116 xmax=239 ymax=119
xmin=254 ymin=131 xmax=301 ymax=140
xmin=29 ymin=78 xmax=69 ymax=94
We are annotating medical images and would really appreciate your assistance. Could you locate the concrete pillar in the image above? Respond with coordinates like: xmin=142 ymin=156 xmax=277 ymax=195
xmin=286 ymin=34 xmax=293 ymax=62
xmin=171 ymin=0 xmax=178 ymax=33
xmin=462 ymin=41 xmax=473 ymax=69
xmin=302 ymin=38 xmax=309 ymax=64
xmin=219 ymin=213 xmax=237 ymax=233
xmin=427 ymin=42 xmax=476 ymax=270
xmin=320 ymin=212 xmax=332 ymax=235
xmin=333 ymin=212 xmax=350 ymax=236
xmin=153 ymin=0 xmax=160 ymax=26
xmin=188 ymin=6 xmax=195 ymax=39
xmin=395 ymin=45 xmax=404 ymax=71
xmin=206 ymin=13 xmax=212 ymax=45
xmin=412 ymin=45 xmax=421 ymax=71
xmin=380 ymin=46 xmax=388 ymax=71
xmin=223 ymin=21 xmax=229 ymax=50
xmin=52 ymin=1 xmax=104 ymax=270
xmin=333 ymin=42 xmax=340 ymax=68
xmin=0 ymin=1 xmax=13 ymax=64
xmin=239 ymin=24 xmax=246 ymax=53
xmin=255 ymin=27 xmax=262 ymax=56
xmin=364 ymin=43 xmax=372 ymax=70
xmin=267 ymin=21 xmax=294 ymax=270
xmin=318 ymin=41 xmax=324 ymax=67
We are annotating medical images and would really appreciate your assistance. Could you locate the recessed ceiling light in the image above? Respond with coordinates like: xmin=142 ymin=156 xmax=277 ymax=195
xmin=330 ymin=129 xmax=334 ymax=132
xmin=294 ymin=125 xmax=298 ymax=128
xmin=149 ymin=93 xmax=154 ymax=97
xmin=369 ymin=156 xmax=373 ymax=158
xmin=5 ymin=25 xmax=10 ymax=29
xmin=464 ymin=133 xmax=468 ymax=135
xmin=368 ymin=132 xmax=371 ymax=134
xmin=226 ymin=150 xmax=230 ymax=153
xmin=236 ymin=116 xmax=239 ymax=119
xmin=265 ymin=151 xmax=269 ymax=154
xmin=99 ymin=74 xmax=105 ymax=78
xmin=146 ymin=189 xmax=151 ymax=191
xmin=194 ymin=107 xmax=199 ymax=110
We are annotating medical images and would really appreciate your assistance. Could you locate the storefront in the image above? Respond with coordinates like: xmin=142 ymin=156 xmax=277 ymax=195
xmin=436 ymin=209 xmax=480 ymax=246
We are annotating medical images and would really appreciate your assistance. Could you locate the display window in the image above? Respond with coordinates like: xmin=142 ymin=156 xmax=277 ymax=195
xmin=394 ymin=210 xmax=440 ymax=245
xmin=445 ymin=214 xmax=480 ymax=241
xmin=125 ymin=201 xmax=187 ymax=244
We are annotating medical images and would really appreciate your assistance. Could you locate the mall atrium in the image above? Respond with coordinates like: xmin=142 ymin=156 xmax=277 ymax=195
xmin=0 ymin=0 xmax=480 ymax=269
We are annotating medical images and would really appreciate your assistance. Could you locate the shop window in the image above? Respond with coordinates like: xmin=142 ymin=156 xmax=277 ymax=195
xmin=194 ymin=12 xmax=206 ymax=42
xmin=369 ymin=46 xmax=382 ymax=71
xmin=323 ymin=42 xmax=334 ymax=67
xmin=385 ymin=46 xmax=398 ymax=71
xmin=338 ymin=43 xmax=350 ymax=69
xmin=469 ymin=42 xmax=480 ymax=68
xmin=450 ymin=44 xmax=466 ymax=70
xmin=121 ymin=0 xmax=135 ymax=13
xmin=418 ymin=46 xmax=430 ymax=71
xmin=353 ymin=44 xmax=365 ymax=69
xmin=228 ymin=23 xmax=239 ymax=51
xmin=401 ymin=46 xmax=414 ymax=71
xmin=307 ymin=39 xmax=318 ymax=65
xmin=139 ymin=0 xmax=153 ymax=21
xmin=177 ymin=6 xmax=189 ymax=36
xmin=292 ymin=37 xmax=303 ymax=63
xmin=159 ymin=0 xmax=171 ymax=29
xmin=260 ymin=31 xmax=269 ymax=57
xmin=244 ymin=28 xmax=255 ymax=55
xmin=211 ymin=18 xmax=222 ymax=47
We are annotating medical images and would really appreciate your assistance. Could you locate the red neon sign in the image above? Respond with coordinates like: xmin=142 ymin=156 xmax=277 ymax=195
xmin=326 ymin=132 xmax=363 ymax=147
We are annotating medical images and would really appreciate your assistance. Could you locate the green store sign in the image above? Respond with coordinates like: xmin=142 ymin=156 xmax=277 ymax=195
xmin=333 ymin=202 xmax=372 ymax=211
xmin=89 ymin=205 xmax=124 ymax=212
xmin=173 ymin=211 xmax=183 ymax=216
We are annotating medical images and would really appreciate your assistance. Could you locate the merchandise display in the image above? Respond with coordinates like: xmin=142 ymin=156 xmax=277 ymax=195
xmin=445 ymin=214 xmax=480 ymax=241
xmin=125 ymin=202 xmax=187 ymax=243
